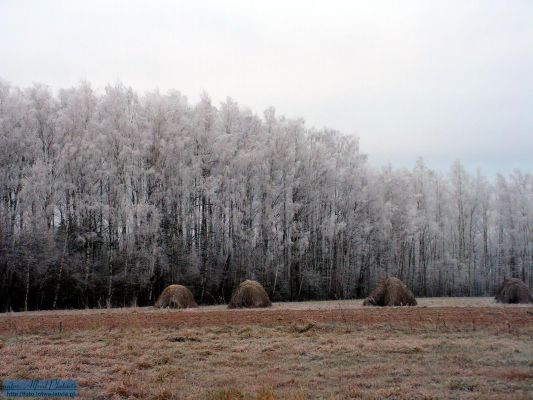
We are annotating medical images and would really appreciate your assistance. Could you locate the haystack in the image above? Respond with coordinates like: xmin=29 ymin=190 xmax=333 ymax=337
xmin=363 ymin=277 xmax=417 ymax=306
xmin=494 ymin=278 xmax=532 ymax=304
xmin=154 ymin=284 xmax=198 ymax=309
xmin=228 ymin=280 xmax=272 ymax=308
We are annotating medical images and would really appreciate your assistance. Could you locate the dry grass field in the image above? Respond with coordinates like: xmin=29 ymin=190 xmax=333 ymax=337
xmin=0 ymin=298 xmax=532 ymax=399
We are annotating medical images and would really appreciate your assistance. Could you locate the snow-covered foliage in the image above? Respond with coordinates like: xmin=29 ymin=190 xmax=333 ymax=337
xmin=0 ymin=81 xmax=531 ymax=310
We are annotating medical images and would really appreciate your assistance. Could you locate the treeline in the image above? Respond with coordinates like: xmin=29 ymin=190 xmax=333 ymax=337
xmin=0 ymin=80 xmax=531 ymax=311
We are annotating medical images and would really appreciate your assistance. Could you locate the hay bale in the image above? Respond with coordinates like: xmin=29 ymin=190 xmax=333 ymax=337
xmin=154 ymin=284 xmax=198 ymax=309
xmin=494 ymin=278 xmax=532 ymax=304
xmin=363 ymin=277 xmax=417 ymax=306
xmin=228 ymin=280 xmax=272 ymax=308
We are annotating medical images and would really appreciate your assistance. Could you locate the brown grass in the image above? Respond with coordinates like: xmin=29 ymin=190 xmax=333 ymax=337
xmin=0 ymin=298 xmax=532 ymax=399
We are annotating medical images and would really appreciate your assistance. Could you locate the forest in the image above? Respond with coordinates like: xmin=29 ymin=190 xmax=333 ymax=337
xmin=0 ymin=80 xmax=531 ymax=311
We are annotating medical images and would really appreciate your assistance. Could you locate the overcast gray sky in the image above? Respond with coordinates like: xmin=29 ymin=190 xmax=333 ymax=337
xmin=1 ymin=0 xmax=532 ymax=174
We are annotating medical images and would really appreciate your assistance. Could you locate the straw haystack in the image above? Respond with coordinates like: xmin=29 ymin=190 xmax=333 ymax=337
xmin=363 ymin=277 xmax=417 ymax=306
xmin=154 ymin=284 xmax=198 ymax=309
xmin=494 ymin=278 xmax=532 ymax=304
xmin=228 ymin=280 xmax=272 ymax=308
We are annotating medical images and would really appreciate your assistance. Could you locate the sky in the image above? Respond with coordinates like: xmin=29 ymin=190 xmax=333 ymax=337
xmin=1 ymin=0 xmax=532 ymax=174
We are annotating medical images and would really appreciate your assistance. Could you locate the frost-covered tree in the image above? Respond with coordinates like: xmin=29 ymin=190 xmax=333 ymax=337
xmin=0 ymin=79 xmax=531 ymax=310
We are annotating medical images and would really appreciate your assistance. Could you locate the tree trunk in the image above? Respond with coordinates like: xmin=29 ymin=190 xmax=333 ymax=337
xmin=24 ymin=264 xmax=30 ymax=312
xmin=52 ymin=220 xmax=69 ymax=309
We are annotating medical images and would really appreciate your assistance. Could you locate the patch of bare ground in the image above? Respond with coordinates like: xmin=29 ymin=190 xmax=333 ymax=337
xmin=0 ymin=299 xmax=531 ymax=399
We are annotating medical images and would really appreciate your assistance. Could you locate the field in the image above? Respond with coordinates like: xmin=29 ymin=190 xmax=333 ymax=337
xmin=0 ymin=298 xmax=532 ymax=399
